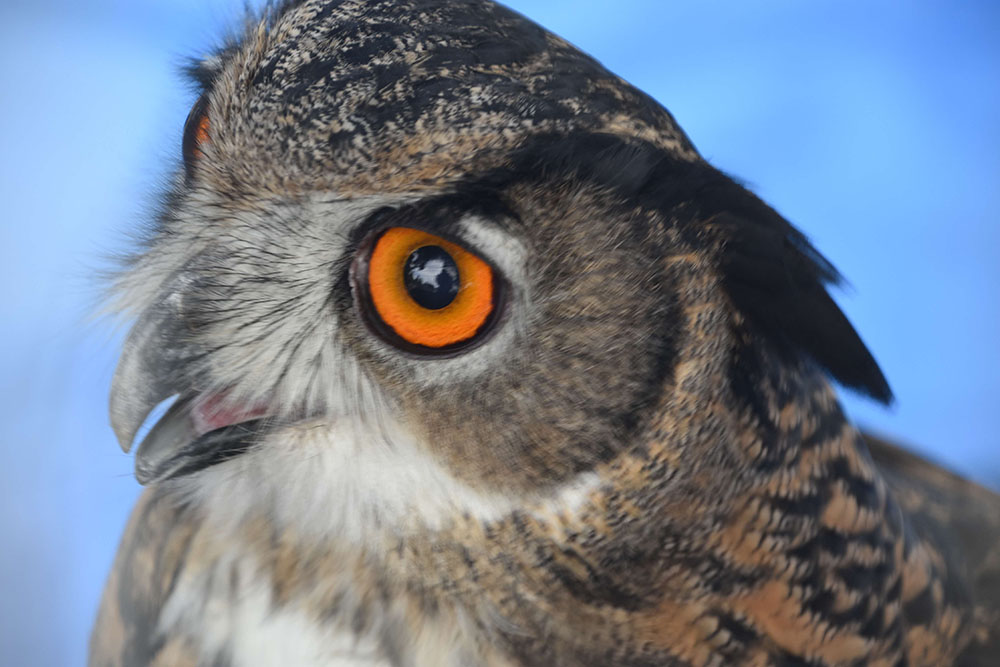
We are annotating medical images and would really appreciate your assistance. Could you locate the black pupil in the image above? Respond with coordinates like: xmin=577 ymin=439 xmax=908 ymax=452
xmin=403 ymin=245 xmax=460 ymax=310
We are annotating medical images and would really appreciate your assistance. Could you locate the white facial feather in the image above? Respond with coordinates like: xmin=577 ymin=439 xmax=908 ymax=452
xmin=179 ymin=405 xmax=601 ymax=547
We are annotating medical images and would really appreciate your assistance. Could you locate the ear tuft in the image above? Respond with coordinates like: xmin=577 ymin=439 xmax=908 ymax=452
xmin=476 ymin=132 xmax=892 ymax=403
xmin=701 ymin=181 xmax=893 ymax=404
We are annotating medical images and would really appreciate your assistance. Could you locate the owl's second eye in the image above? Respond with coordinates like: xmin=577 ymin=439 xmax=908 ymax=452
xmin=182 ymin=94 xmax=210 ymax=179
xmin=359 ymin=227 xmax=498 ymax=350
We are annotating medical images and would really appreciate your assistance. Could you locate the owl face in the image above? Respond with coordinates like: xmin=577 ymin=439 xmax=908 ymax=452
xmin=110 ymin=0 xmax=888 ymax=547
xmin=112 ymin=148 xmax=682 ymax=542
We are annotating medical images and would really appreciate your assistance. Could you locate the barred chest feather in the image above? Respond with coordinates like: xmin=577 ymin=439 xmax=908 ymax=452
xmin=160 ymin=550 xmax=392 ymax=666
xmin=157 ymin=545 xmax=497 ymax=667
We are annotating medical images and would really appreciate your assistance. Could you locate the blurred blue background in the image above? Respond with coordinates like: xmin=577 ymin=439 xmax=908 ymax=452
xmin=1 ymin=1 xmax=997 ymax=664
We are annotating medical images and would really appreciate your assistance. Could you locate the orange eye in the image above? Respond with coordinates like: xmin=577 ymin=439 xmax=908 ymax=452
xmin=364 ymin=227 xmax=496 ymax=349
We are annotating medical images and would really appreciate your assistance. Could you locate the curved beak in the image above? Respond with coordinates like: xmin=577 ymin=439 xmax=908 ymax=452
xmin=109 ymin=270 xmax=270 ymax=485
xmin=131 ymin=396 xmax=268 ymax=484
xmin=109 ymin=276 xmax=190 ymax=454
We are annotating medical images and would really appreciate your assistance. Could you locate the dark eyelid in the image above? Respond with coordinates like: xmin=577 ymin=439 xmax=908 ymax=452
xmin=349 ymin=195 xmax=518 ymax=255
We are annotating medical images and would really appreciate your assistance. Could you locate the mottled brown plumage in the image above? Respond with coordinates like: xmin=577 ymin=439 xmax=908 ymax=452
xmin=92 ymin=1 xmax=999 ymax=665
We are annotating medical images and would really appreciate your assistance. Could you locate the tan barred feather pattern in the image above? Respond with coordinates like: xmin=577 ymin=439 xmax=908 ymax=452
xmin=91 ymin=1 xmax=999 ymax=665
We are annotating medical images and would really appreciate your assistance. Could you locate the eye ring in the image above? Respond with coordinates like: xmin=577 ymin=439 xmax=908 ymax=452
xmin=351 ymin=226 xmax=505 ymax=355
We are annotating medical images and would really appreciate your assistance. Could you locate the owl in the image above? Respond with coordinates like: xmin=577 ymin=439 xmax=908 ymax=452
xmin=90 ymin=1 xmax=1000 ymax=665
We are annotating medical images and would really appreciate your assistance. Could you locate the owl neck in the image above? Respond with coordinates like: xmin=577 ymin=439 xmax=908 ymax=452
xmin=385 ymin=346 xmax=916 ymax=663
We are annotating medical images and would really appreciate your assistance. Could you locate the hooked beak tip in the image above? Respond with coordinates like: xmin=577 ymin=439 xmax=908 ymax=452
xmin=110 ymin=392 xmax=147 ymax=454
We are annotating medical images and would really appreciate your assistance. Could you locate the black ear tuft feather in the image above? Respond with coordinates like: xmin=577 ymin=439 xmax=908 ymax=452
xmin=477 ymin=132 xmax=892 ymax=404
xmin=699 ymin=182 xmax=893 ymax=404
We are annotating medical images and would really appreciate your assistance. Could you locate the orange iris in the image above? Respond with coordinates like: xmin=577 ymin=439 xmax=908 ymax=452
xmin=368 ymin=227 xmax=494 ymax=348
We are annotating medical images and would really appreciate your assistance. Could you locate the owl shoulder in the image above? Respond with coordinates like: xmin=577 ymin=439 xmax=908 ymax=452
xmin=89 ymin=487 xmax=202 ymax=667
xmin=865 ymin=432 xmax=1000 ymax=662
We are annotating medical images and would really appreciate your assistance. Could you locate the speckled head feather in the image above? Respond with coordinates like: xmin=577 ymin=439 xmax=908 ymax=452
xmin=181 ymin=0 xmax=890 ymax=406
xmin=191 ymin=0 xmax=698 ymax=197
xmin=93 ymin=1 xmax=998 ymax=666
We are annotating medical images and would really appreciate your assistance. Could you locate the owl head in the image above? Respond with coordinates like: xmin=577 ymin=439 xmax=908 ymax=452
xmin=109 ymin=0 xmax=889 ymax=546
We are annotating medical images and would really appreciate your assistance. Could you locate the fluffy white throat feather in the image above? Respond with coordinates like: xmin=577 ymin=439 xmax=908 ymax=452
xmin=177 ymin=413 xmax=600 ymax=548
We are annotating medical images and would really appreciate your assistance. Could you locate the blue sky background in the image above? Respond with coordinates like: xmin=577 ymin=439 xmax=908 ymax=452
xmin=1 ymin=1 xmax=997 ymax=664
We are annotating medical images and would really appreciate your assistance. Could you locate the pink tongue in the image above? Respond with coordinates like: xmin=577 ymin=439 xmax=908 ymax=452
xmin=192 ymin=394 xmax=269 ymax=436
